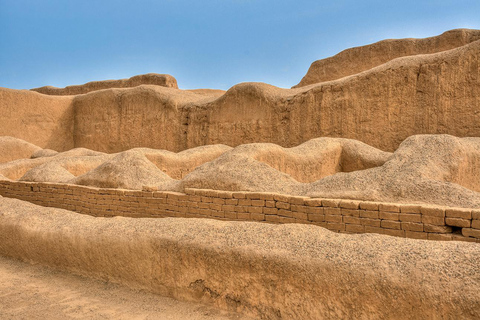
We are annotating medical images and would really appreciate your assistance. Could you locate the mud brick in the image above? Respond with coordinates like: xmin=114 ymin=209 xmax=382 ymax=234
xmin=364 ymin=226 xmax=384 ymax=235
xmin=265 ymin=200 xmax=276 ymax=207
xmin=383 ymin=228 xmax=405 ymax=238
xmin=216 ymin=191 xmax=233 ymax=199
xmin=201 ymin=196 xmax=213 ymax=203
xmin=424 ymin=224 xmax=452 ymax=233
xmin=222 ymin=204 xmax=235 ymax=212
xmin=307 ymin=206 xmax=324 ymax=214
xmin=238 ymin=199 xmax=251 ymax=206
xmin=339 ymin=200 xmax=360 ymax=209
xmin=232 ymin=192 xmax=246 ymax=199
xmin=255 ymin=193 xmax=275 ymax=200
xmin=304 ymin=198 xmax=323 ymax=207
xmin=445 ymin=218 xmax=470 ymax=228
xmin=341 ymin=209 xmax=359 ymax=217
xmin=462 ymin=228 xmax=480 ymax=239
xmin=472 ymin=210 xmax=480 ymax=220
xmin=379 ymin=203 xmax=400 ymax=212
xmin=265 ymin=215 xmax=280 ymax=223
xmin=209 ymin=203 xmax=222 ymax=211
xmin=381 ymin=220 xmax=401 ymax=230
xmin=251 ymin=199 xmax=265 ymax=207
xmin=322 ymin=199 xmax=340 ymax=207
xmin=279 ymin=216 xmax=296 ymax=224
xmin=359 ymin=201 xmax=378 ymax=211
xmin=400 ymin=204 xmax=421 ymax=214
xmin=263 ymin=207 xmax=278 ymax=215
xmin=325 ymin=214 xmax=342 ymax=223
xmin=420 ymin=206 xmax=445 ymax=217
xmin=273 ymin=194 xmax=290 ymax=202
xmin=237 ymin=212 xmax=250 ymax=220
xmin=360 ymin=218 xmax=381 ymax=227
xmin=212 ymin=197 xmax=225 ymax=205
xmin=472 ymin=220 xmax=480 ymax=229
xmin=251 ymin=213 xmax=265 ymax=221
xmin=224 ymin=211 xmax=237 ymax=220
xmin=405 ymin=231 xmax=428 ymax=240
xmin=379 ymin=211 xmax=399 ymax=221
xmin=452 ymin=234 xmax=478 ymax=243
xmin=247 ymin=206 xmax=263 ymax=214
xmin=360 ymin=210 xmax=378 ymax=219
xmin=445 ymin=208 xmax=472 ymax=219
xmin=235 ymin=206 xmax=248 ymax=213
xmin=428 ymin=233 xmax=453 ymax=241
xmin=344 ymin=216 xmax=361 ymax=225
xmin=324 ymin=207 xmax=341 ymax=216
xmin=422 ymin=215 xmax=445 ymax=226
xmin=289 ymin=196 xmax=308 ymax=205
xmin=401 ymin=222 xmax=424 ymax=232
xmin=292 ymin=211 xmax=308 ymax=220
xmin=308 ymin=213 xmax=325 ymax=222
xmin=326 ymin=222 xmax=345 ymax=231
xmin=225 ymin=199 xmax=238 ymax=205
xmin=346 ymin=224 xmax=365 ymax=233
xmin=276 ymin=201 xmax=290 ymax=210
xmin=291 ymin=205 xmax=307 ymax=213
xmin=277 ymin=209 xmax=292 ymax=218
xmin=399 ymin=213 xmax=422 ymax=223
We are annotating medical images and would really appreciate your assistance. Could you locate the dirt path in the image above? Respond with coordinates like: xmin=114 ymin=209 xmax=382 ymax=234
xmin=0 ymin=256 xmax=252 ymax=320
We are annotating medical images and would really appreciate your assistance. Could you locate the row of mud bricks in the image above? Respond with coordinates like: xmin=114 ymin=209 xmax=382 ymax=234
xmin=0 ymin=180 xmax=479 ymax=243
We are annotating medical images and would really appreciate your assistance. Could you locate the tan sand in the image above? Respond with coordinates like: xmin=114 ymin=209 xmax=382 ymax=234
xmin=0 ymin=255 xmax=250 ymax=320
xmin=0 ymin=136 xmax=42 ymax=164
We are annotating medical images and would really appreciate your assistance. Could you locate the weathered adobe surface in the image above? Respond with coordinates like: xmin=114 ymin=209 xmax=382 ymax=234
xmin=0 ymin=88 xmax=74 ymax=151
xmin=294 ymin=28 xmax=480 ymax=87
xmin=30 ymin=73 xmax=178 ymax=95
xmin=71 ymin=33 xmax=480 ymax=153
xmin=0 ymin=197 xmax=479 ymax=320
xmin=1 ymin=29 xmax=479 ymax=153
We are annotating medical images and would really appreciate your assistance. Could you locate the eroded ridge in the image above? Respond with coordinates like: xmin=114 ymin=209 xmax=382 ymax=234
xmin=31 ymin=73 xmax=179 ymax=95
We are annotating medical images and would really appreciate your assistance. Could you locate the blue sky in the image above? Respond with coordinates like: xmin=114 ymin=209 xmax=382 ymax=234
xmin=1 ymin=0 xmax=479 ymax=90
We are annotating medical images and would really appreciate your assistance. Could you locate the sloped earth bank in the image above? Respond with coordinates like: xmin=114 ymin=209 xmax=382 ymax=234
xmin=0 ymin=255 xmax=250 ymax=320
xmin=5 ymin=134 xmax=480 ymax=209
xmin=1 ymin=197 xmax=479 ymax=319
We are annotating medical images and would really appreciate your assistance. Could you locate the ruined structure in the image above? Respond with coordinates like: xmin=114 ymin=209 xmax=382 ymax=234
xmin=1 ymin=29 xmax=480 ymax=319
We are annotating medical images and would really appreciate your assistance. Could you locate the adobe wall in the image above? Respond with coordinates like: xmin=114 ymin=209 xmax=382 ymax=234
xmin=1 ymin=180 xmax=479 ymax=243
xmin=0 ymin=88 xmax=74 ymax=151
xmin=72 ymin=40 xmax=480 ymax=153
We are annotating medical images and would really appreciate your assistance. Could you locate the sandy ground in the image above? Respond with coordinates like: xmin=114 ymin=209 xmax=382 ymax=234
xmin=0 ymin=256 xmax=252 ymax=320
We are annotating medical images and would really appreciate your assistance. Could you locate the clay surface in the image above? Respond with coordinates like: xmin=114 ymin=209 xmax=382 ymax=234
xmin=1 ymin=29 xmax=480 ymax=153
xmin=294 ymin=28 xmax=480 ymax=87
xmin=31 ymin=73 xmax=178 ymax=95
xmin=0 ymin=197 xmax=479 ymax=320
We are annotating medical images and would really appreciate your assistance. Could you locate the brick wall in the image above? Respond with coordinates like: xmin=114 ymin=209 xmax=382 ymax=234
xmin=0 ymin=180 xmax=479 ymax=243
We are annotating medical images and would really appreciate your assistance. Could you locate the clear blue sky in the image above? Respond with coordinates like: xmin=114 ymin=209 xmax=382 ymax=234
xmin=1 ymin=0 xmax=479 ymax=90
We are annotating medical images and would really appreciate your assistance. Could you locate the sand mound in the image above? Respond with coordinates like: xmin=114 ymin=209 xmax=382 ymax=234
xmin=294 ymin=28 xmax=480 ymax=87
xmin=4 ymin=135 xmax=480 ymax=208
xmin=1 ymin=147 xmax=110 ymax=181
xmin=30 ymin=149 xmax=58 ymax=159
xmin=70 ymin=150 xmax=177 ymax=190
xmin=19 ymin=162 xmax=75 ymax=183
xmin=304 ymin=135 xmax=480 ymax=208
xmin=0 ymin=136 xmax=42 ymax=163
xmin=139 ymin=144 xmax=232 ymax=179
xmin=31 ymin=73 xmax=178 ymax=95
xmin=180 ymin=138 xmax=391 ymax=193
